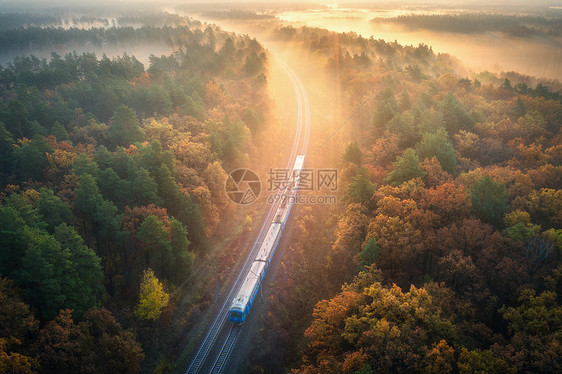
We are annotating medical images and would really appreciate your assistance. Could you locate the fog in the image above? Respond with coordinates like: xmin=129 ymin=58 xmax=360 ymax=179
xmin=0 ymin=3 xmax=560 ymax=373
xmin=169 ymin=14 xmax=356 ymax=167
xmin=172 ymin=1 xmax=560 ymax=166
xmin=273 ymin=7 xmax=561 ymax=80
xmin=179 ymin=3 xmax=561 ymax=80
xmin=2 ymin=0 xmax=560 ymax=81
xmin=0 ymin=0 xmax=559 ymax=156
xmin=0 ymin=43 xmax=172 ymax=69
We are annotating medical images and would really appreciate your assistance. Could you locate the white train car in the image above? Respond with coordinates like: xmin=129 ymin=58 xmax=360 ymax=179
xmin=228 ymin=155 xmax=305 ymax=324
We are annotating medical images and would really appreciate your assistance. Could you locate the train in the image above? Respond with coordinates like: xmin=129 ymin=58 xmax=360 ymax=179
xmin=228 ymin=155 xmax=305 ymax=324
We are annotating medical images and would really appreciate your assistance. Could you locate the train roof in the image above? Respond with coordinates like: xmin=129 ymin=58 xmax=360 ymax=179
xmin=229 ymin=260 xmax=265 ymax=311
xmin=229 ymin=155 xmax=305 ymax=314
xmin=293 ymin=155 xmax=305 ymax=171
xmin=255 ymin=223 xmax=281 ymax=262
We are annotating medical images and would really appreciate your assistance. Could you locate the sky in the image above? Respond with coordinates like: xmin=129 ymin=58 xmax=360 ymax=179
xmin=0 ymin=0 xmax=560 ymax=13
xmin=0 ymin=0 xmax=558 ymax=14
xmin=1 ymin=0 xmax=560 ymax=6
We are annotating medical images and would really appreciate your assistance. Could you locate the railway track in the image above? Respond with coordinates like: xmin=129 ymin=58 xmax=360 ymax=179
xmin=210 ymin=326 xmax=241 ymax=374
xmin=185 ymin=58 xmax=310 ymax=374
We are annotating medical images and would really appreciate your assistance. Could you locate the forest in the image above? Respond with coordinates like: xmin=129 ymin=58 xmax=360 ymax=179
xmin=370 ymin=14 xmax=562 ymax=37
xmin=0 ymin=11 xmax=271 ymax=373
xmin=243 ymin=24 xmax=562 ymax=374
xmin=0 ymin=3 xmax=561 ymax=374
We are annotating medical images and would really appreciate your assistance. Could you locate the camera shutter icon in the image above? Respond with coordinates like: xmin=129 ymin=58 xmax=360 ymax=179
xmin=225 ymin=168 xmax=261 ymax=205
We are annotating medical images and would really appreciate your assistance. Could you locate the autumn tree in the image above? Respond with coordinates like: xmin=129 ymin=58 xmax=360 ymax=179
xmin=37 ymin=309 xmax=94 ymax=373
xmin=122 ymin=204 xmax=171 ymax=236
xmin=424 ymin=340 xmax=455 ymax=374
xmin=83 ymin=308 xmax=145 ymax=373
xmin=503 ymin=210 xmax=541 ymax=242
xmin=37 ymin=308 xmax=144 ymax=373
xmin=498 ymin=288 xmax=562 ymax=373
xmin=0 ymin=277 xmax=38 ymax=342
xmin=0 ymin=278 xmax=38 ymax=373
xmin=454 ymin=130 xmax=479 ymax=160
xmin=421 ymin=182 xmax=471 ymax=224
xmin=331 ymin=204 xmax=370 ymax=281
xmin=294 ymin=270 xmax=463 ymax=374
xmin=203 ymin=161 xmax=232 ymax=217
xmin=205 ymin=80 xmax=225 ymax=108
xmin=526 ymin=188 xmax=562 ymax=229
xmin=0 ymin=338 xmax=35 ymax=374
xmin=457 ymin=348 xmax=514 ymax=374
xmin=134 ymin=268 xmax=169 ymax=321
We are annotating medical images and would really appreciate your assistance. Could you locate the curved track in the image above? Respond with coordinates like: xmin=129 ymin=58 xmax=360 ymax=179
xmin=185 ymin=58 xmax=310 ymax=374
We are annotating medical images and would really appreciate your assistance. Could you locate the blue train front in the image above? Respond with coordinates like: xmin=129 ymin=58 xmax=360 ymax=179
xmin=227 ymin=260 xmax=266 ymax=324
xmin=228 ymin=308 xmax=245 ymax=324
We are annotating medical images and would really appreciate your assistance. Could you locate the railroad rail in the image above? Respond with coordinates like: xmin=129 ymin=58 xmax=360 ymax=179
xmin=185 ymin=58 xmax=310 ymax=374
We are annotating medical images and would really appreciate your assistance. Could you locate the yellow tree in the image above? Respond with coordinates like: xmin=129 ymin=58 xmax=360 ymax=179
xmin=134 ymin=269 xmax=169 ymax=321
xmin=0 ymin=339 xmax=35 ymax=374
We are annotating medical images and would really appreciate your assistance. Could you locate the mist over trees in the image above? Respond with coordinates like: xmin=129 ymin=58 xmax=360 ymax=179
xmin=0 ymin=4 xmax=560 ymax=374
xmin=0 ymin=10 xmax=271 ymax=372
xmin=243 ymin=21 xmax=562 ymax=374
xmin=371 ymin=13 xmax=562 ymax=38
